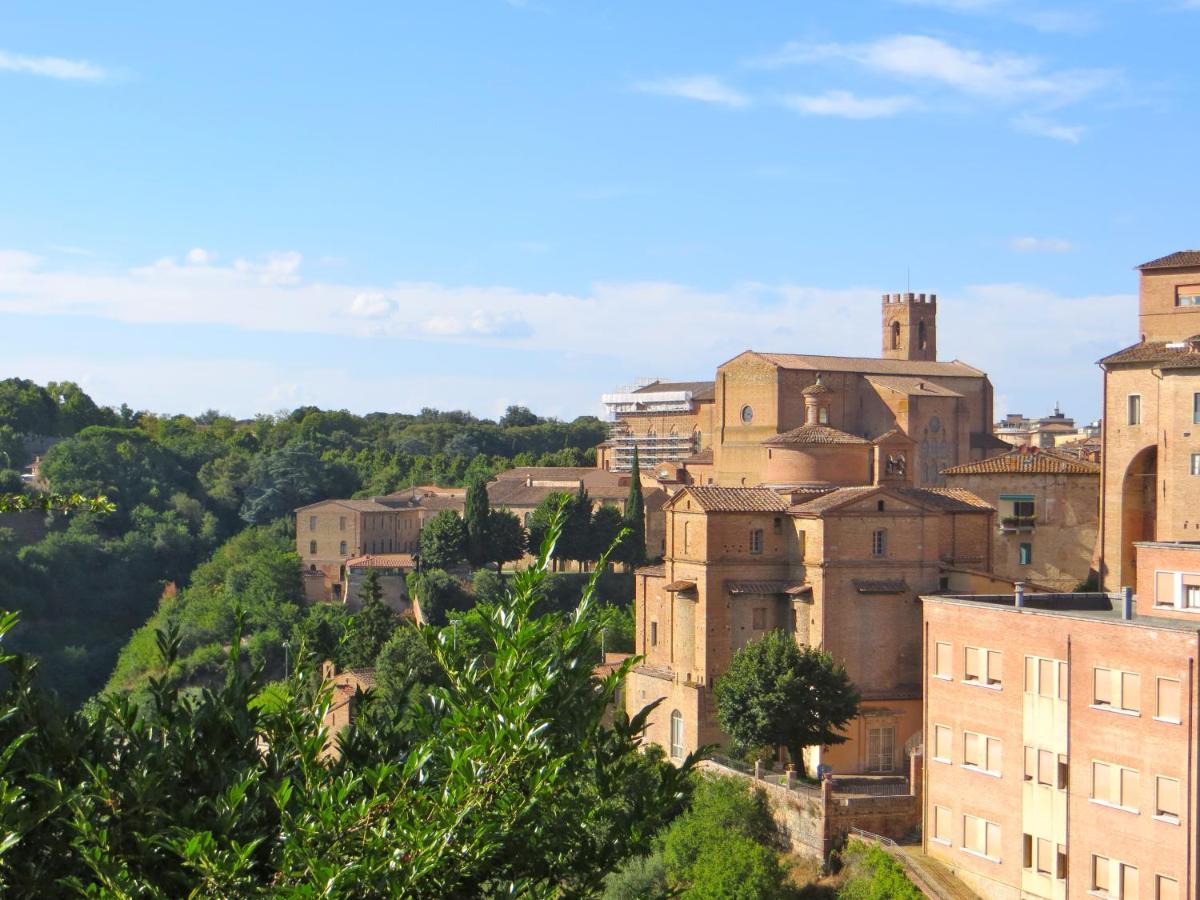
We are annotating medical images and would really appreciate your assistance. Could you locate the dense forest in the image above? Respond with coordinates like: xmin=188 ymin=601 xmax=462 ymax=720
xmin=0 ymin=377 xmax=608 ymax=706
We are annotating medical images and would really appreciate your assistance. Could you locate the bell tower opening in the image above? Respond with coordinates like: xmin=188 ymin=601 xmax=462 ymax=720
xmin=882 ymin=292 xmax=937 ymax=361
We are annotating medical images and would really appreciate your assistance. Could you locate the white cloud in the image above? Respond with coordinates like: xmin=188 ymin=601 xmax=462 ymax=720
xmin=186 ymin=247 xmax=213 ymax=265
xmin=0 ymin=49 xmax=108 ymax=81
xmin=349 ymin=292 xmax=393 ymax=318
xmin=633 ymin=75 xmax=750 ymax=108
xmin=753 ymin=35 xmax=1112 ymax=106
xmin=1011 ymin=113 xmax=1084 ymax=143
xmin=781 ymin=90 xmax=917 ymax=119
xmin=0 ymin=247 xmax=1129 ymax=420
xmin=895 ymin=1 xmax=1097 ymax=33
xmin=1010 ymin=236 xmax=1076 ymax=253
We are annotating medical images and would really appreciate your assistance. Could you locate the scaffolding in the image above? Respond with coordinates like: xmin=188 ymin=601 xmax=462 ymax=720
xmin=606 ymin=425 xmax=698 ymax=471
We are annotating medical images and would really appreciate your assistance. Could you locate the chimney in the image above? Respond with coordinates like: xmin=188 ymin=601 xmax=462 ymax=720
xmin=1121 ymin=586 xmax=1134 ymax=620
xmin=1014 ymin=582 xmax=1025 ymax=608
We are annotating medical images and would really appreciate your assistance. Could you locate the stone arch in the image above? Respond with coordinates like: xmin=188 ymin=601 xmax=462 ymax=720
xmin=891 ymin=320 xmax=901 ymax=350
xmin=918 ymin=320 xmax=928 ymax=351
xmin=1120 ymin=445 xmax=1157 ymax=588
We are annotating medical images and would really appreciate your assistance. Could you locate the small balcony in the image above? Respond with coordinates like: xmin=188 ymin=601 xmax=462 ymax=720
xmin=999 ymin=515 xmax=1037 ymax=533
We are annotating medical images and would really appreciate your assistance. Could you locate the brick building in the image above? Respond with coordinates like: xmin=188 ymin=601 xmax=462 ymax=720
xmin=922 ymin=585 xmax=1196 ymax=900
xmin=1098 ymin=250 xmax=1200 ymax=590
xmin=598 ymin=380 xmax=715 ymax=473
xmin=942 ymin=447 xmax=1100 ymax=591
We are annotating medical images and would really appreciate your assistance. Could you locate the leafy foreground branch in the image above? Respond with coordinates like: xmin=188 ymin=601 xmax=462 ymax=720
xmin=0 ymin=513 xmax=697 ymax=897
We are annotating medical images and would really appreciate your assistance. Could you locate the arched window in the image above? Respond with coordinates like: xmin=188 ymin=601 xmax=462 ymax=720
xmin=918 ymin=320 xmax=928 ymax=351
xmin=891 ymin=320 xmax=901 ymax=350
xmin=670 ymin=710 xmax=684 ymax=759
xmin=872 ymin=529 xmax=887 ymax=557
xmin=693 ymin=428 xmax=702 ymax=452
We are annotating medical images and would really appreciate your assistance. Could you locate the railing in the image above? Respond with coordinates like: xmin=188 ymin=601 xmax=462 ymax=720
xmin=834 ymin=779 xmax=912 ymax=798
xmin=999 ymin=515 xmax=1036 ymax=532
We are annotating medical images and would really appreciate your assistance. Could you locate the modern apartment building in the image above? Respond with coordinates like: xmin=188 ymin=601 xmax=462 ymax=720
xmin=923 ymin=586 xmax=1196 ymax=900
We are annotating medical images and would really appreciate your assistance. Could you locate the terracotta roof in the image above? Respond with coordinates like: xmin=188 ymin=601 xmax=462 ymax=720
xmin=790 ymin=486 xmax=879 ymax=515
xmin=852 ymin=579 xmax=910 ymax=594
xmin=763 ymin=424 xmax=871 ymax=447
xmin=751 ymin=351 xmax=984 ymax=378
xmin=488 ymin=478 xmax=636 ymax=508
xmin=633 ymin=380 xmax=715 ymax=399
xmin=335 ymin=668 xmax=376 ymax=690
xmin=900 ymin=487 xmax=993 ymax=512
xmin=675 ymin=486 xmax=789 ymax=513
xmin=663 ymin=580 xmax=698 ymax=592
xmin=345 ymin=553 xmax=416 ymax=568
xmin=495 ymin=466 xmax=602 ymax=481
xmin=801 ymin=377 xmax=832 ymax=396
xmin=1137 ymin=250 xmax=1200 ymax=270
xmin=594 ymin=652 xmax=633 ymax=678
xmin=1099 ymin=339 xmax=1200 ymax=369
xmin=872 ymin=428 xmax=915 ymax=445
xmin=864 ymin=375 xmax=963 ymax=398
xmin=684 ymin=448 xmax=714 ymax=465
xmin=726 ymin=581 xmax=790 ymax=595
xmin=942 ymin=448 xmax=1099 ymax=476
xmin=637 ymin=564 xmax=666 ymax=577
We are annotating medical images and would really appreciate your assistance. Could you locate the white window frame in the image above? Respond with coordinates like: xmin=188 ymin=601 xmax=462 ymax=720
xmin=872 ymin=528 xmax=887 ymax=557
xmin=1128 ymin=394 xmax=1142 ymax=426
xmin=669 ymin=710 xmax=684 ymax=759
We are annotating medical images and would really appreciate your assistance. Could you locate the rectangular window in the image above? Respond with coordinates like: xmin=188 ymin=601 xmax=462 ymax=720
xmin=963 ymin=731 xmax=983 ymax=768
xmin=1192 ymin=453 xmax=1200 ymax=476
xmin=1038 ymin=658 xmax=1055 ymax=698
xmin=1094 ymin=667 xmax=1114 ymax=706
xmin=1122 ymin=864 xmax=1139 ymax=899
xmin=1156 ymin=776 xmax=1180 ymax=821
xmin=986 ymin=736 xmax=1002 ymax=774
xmin=309 ymin=540 xmax=317 ymax=555
xmin=867 ymin=726 xmax=895 ymax=772
xmin=309 ymin=515 xmax=317 ymax=531
xmin=1038 ymin=748 xmax=1055 ymax=787
xmin=1092 ymin=855 xmax=1111 ymax=895
xmin=1194 ymin=392 xmax=1200 ymax=425
xmin=339 ymin=541 xmax=347 ymax=556
xmin=1023 ymin=746 xmax=1035 ymax=782
xmin=962 ymin=815 xmax=999 ymax=859
xmin=1057 ymin=661 xmax=1068 ymax=700
xmin=650 ymin=621 xmax=658 ymax=647
xmin=1158 ymin=874 xmax=1180 ymax=900
xmin=339 ymin=516 xmax=346 ymax=531
xmin=964 ymin=647 xmax=1001 ymax=686
xmin=934 ymin=724 xmax=952 ymax=762
xmin=872 ymin=529 xmax=887 ymax=557
xmin=934 ymin=641 xmax=952 ymax=679
xmin=1157 ymin=677 xmax=1181 ymax=722
xmin=1019 ymin=542 xmax=1032 ymax=566
xmin=1036 ymin=837 xmax=1054 ymax=877
xmin=1121 ymin=671 xmax=1142 ymax=713
xmin=1092 ymin=761 xmax=1140 ymax=811
xmin=868 ymin=727 xmax=895 ymax=771
xmin=1187 ymin=584 xmax=1200 ymax=608
xmin=749 ymin=528 xmax=763 ymax=555
xmin=1179 ymin=292 xmax=1200 ymax=307
xmin=933 ymin=805 xmax=952 ymax=844
xmin=669 ymin=713 xmax=683 ymax=759
xmin=1093 ymin=667 xmax=1140 ymax=713
xmin=752 ymin=607 xmax=767 ymax=630
xmin=1128 ymin=394 xmax=1142 ymax=426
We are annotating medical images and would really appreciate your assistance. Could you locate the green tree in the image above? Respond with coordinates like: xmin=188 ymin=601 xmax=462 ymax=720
xmin=0 ymin=378 xmax=57 ymax=434
xmin=486 ymin=508 xmax=526 ymax=571
xmin=239 ymin=441 xmax=357 ymax=525
xmin=620 ymin=447 xmax=646 ymax=566
xmin=680 ymin=834 xmax=787 ymax=900
xmin=373 ymin=623 xmax=445 ymax=709
xmin=590 ymin=505 xmax=625 ymax=566
xmin=407 ymin=568 xmax=472 ymax=627
xmin=714 ymin=630 xmax=860 ymax=770
xmin=418 ymin=509 xmax=468 ymax=570
xmin=341 ymin=571 xmax=398 ymax=668
xmin=463 ymin=476 xmax=490 ymax=568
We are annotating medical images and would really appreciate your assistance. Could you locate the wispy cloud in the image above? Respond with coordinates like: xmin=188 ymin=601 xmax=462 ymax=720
xmin=633 ymin=75 xmax=750 ymax=108
xmin=1010 ymin=236 xmax=1076 ymax=253
xmin=895 ymin=0 xmax=1097 ymax=32
xmin=781 ymin=90 xmax=917 ymax=119
xmin=0 ymin=49 xmax=108 ymax=81
xmin=1011 ymin=113 xmax=1084 ymax=143
xmin=755 ymin=35 xmax=1112 ymax=106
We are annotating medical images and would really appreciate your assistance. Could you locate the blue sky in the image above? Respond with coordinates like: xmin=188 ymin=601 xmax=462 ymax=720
xmin=1 ymin=1 xmax=1197 ymax=423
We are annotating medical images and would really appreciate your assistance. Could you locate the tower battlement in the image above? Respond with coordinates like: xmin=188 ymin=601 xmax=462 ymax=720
xmin=882 ymin=292 xmax=937 ymax=305
xmin=882 ymin=292 xmax=937 ymax=361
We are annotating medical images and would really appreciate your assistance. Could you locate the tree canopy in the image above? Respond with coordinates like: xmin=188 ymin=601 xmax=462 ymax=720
xmin=713 ymin=630 xmax=860 ymax=770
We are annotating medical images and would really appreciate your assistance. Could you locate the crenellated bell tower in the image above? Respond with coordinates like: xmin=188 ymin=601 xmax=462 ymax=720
xmin=881 ymin=292 xmax=937 ymax=361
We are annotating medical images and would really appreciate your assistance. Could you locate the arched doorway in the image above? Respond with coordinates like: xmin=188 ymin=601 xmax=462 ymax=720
xmin=1121 ymin=446 xmax=1157 ymax=588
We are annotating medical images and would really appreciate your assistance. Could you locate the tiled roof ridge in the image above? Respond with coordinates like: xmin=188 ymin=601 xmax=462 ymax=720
xmin=763 ymin=424 xmax=872 ymax=446
xmin=676 ymin=485 xmax=790 ymax=512
xmin=1137 ymin=250 xmax=1200 ymax=270
xmin=941 ymin=446 xmax=1100 ymax=476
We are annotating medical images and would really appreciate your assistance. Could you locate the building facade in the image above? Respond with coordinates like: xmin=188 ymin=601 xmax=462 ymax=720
xmin=1098 ymin=251 xmax=1200 ymax=591
xmin=942 ymin=447 xmax=1100 ymax=591
xmin=923 ymin=587 xmax=1197 ymax=900
xmin=598 ymin=380 xmax=715 ymax=473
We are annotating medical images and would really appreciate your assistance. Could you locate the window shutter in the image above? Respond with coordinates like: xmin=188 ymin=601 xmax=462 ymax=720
xmin=1093 ymin=762 xmax=1110 ymax=801
xmin=1120 ymin=768 xmax=1140 ymax=809
xmin=1158 ymin=875 xmax=1179 ymax=900
xmin=1120 ymin=864 xmax=1138 ymax=900
xmin=1092 ymin=855 xmax=1110 ymax=892
xmin=1093 ymin=668 xmax=1113 ymax=705
xmin=965 ymin=732 xmax=982 ymax=767
xmin=1024 ymin=746 xmax=1036 ymax=781
xmin=1157 ymin=776 xmax=1180 ymax=818
xmin=1158 ymin=678 xmax=1181 ymax=721
xmin=934 ymin=805 xmax=951 ymax=841
xmin=1056 ymin=661 xmax=1068 ymax=700
xmin=936 ymin=641 xmax=951 ymax=677
xmin=1036 ymin=838 xmax=1053 ymax=875
xmin=965 ymin=647 xmax=981 ymax=680
xmin=1038 ymin=659 xmax=1054 ymax=697
xmin=985 ymin=821 xmax=1000 ymax=858
xmin=1038 ymin=749 xmax=1055 ymax=786
xmin=1121 ymin=671 xmax=1141 ymax=712
xmin=935 ymin=725 xmax=951 ymax=760
xmin=1025 ymin=656 xmax=1036 ymax=692
xmin=987 ymin=650 xmax=1002 ymax=684
xmin=986 ymin=738 xmax=1002 ymax=774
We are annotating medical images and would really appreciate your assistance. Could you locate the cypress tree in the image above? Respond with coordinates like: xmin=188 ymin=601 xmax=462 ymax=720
xmin=621 ymin=447 xmax=646 ymax=566
xmin=464 ymin=476 xmax=490 ymax=568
